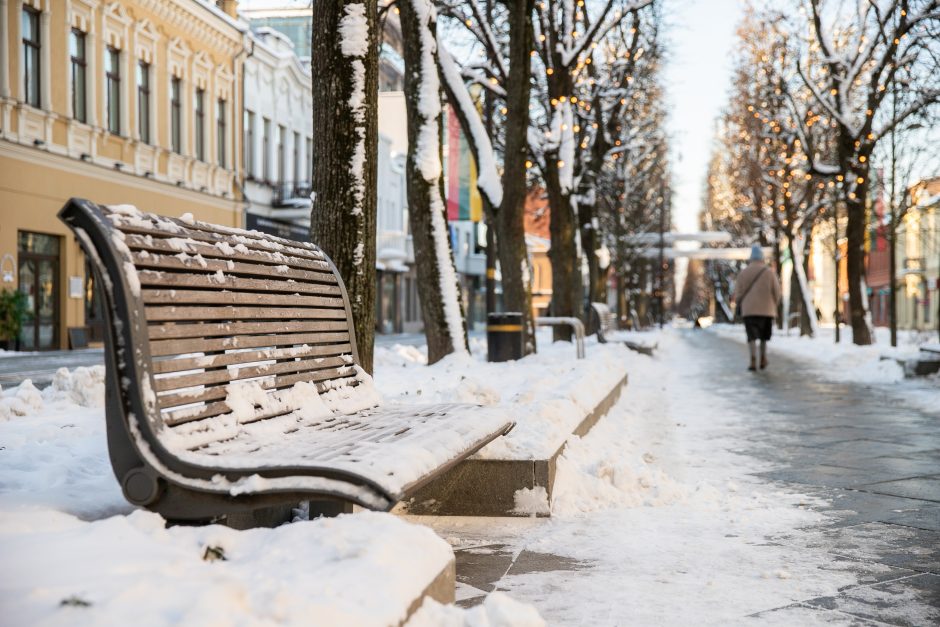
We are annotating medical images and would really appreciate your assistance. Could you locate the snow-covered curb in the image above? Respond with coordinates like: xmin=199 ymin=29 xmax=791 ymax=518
xmin=1 ymin=507 xmax=452 ymax=626
xmin=374 ymin=339 xmax=630 ymax=460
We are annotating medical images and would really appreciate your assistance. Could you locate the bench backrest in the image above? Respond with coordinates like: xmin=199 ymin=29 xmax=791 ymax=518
xmin=63 ymin=200 xmax=364 ymax=443
xmin=591 ymin=302 xmax=615 ymax=339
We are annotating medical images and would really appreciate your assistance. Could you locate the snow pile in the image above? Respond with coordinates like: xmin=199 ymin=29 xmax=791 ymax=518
xmin=373 ymin=337 xmax=629 ymax=460
xmin=0 ymin=508 xmax=454 ymax=627
xmin=0 ymin=366 xmax=104 ymax=421
xmin=409 ymin=592 xmax=544 ymax=627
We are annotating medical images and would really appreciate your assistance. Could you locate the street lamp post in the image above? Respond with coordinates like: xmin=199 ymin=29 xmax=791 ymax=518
xmin=658 ymin=186 xmax=666 ymax=329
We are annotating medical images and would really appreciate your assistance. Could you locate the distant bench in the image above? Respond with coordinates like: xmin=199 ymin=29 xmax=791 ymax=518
xmin=60 ymin=199 xmax=513 ymax=522
xmin=592 ymin=302 xmax=656 ymax=356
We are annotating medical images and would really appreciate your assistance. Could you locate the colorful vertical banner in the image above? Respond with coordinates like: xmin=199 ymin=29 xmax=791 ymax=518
xmin=446 ymin=107 xmax=483 ymax=222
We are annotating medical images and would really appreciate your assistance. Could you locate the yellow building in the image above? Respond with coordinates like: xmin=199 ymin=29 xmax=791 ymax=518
xmin=1 ymin=0 xmax=247 ymax=349
xmin=897 ymin=177 xmax=940 ymax=331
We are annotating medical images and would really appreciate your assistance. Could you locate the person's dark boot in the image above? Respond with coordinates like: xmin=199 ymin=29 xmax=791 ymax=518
xmin=759 ymin=341 xmax=768 ymax=369
xmin=748 ymin=341 xmax=757 ymax=371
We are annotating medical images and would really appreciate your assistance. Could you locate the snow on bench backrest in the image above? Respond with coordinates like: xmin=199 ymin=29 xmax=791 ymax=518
xmin=90 ymin=203 xmax=375 ymax=447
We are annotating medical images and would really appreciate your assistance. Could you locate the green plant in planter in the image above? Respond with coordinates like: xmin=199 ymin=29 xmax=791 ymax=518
xmin=0 ymin=289 xmax=28 ymax=346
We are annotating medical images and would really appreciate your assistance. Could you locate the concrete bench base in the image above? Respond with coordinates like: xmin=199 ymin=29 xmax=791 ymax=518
xmin=401 ymin=374 xmax=628 ymax=517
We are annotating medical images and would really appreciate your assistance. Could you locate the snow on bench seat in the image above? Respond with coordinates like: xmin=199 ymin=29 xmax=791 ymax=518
xmin=58 ymin=198 xmax=513 ymax=521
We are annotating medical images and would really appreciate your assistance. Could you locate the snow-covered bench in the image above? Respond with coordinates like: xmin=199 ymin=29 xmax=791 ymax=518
xmin=59 ymin=199 xmax=513 ymax=522
xmin=591 ymin=302 xmax=656 ymax=356
xmin=591 ymin=302 xmax=616 ymax=343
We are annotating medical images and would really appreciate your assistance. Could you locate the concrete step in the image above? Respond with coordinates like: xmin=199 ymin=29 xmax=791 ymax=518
xmin=401 ymin=374 xmax=628 ymax=517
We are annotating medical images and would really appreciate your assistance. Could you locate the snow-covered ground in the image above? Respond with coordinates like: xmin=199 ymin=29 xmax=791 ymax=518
xmin=404 ymin=330 xmax=886 ymax=624
xmin=710 ymin=323 xmax=940 ymax=416
xmin=2 ymin=327 xmax=936 ymax=625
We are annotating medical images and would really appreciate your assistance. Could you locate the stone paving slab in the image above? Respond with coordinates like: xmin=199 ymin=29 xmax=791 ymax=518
xmin=746 ymin=602 xmax=888 ymax=625
xmin=755 ymin=465 xmax=917 ymax=490
xmin=858 ymin=476 xmax=940 ymax=503
xmin=804 ymin=574 xmax=940 ymax=626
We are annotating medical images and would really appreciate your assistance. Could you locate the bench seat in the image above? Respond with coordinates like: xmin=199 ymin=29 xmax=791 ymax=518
xmin=59 ymin=198 xmax=513 ymax=521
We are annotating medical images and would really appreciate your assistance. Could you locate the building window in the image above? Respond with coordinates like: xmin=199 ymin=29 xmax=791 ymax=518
xmin=137 ymin=62 xmax=150 ymax=143
xmin=277 ymin=124 xmax=286 ymax=184
xmin=21 ymin=7 xmax=41 ymax=108
xmin=105 ymin=47 xmax=121 ymax=135
xmin=70 ymin=29 xmax=87 ymax=122
xmin=170 ymin=76 xmax=182 ymax=154
xmin=217 ymin=98 xmax=226 ymax=167
xmin=244 ymin=110 xmax=254 ymax=176
xmin=293 ymin=131 xmax=300 ymax=184
xmin=194 ymin=88 xmax=205 ymax=161
xmin=262 ymin=117 xmax=271 ymax=182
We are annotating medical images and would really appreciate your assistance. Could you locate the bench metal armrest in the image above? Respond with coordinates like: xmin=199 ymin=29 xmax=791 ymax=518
xmin=535 ymin=317 xmax=585 ymax=359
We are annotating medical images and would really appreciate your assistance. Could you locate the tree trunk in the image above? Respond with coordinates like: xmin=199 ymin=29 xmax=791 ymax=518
xmin=844 ymin=192 xmax=873 ymax=345
xmin=545 ymin=165 xmax=582 ymax=341
xmin=889 ymin=223 xmax=897 ymax=347
xmin=579 ymin=201 xmax=600 ymax=307
xmin=399 ymin=0 xmax=469 ymax=364
xmin=498 ymin=0 xmax=536 ymax=353
xmin=311 ymin=0 xmax=378 ymax=373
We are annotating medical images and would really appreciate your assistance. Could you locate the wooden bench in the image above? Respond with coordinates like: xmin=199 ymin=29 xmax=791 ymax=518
xmin=59 ymin=199 xmax=513 ymax=522
xmin=591 ymin=302 xmax=656 ymax=356
xmin=591 ymin=302 xmax=616 ymax=343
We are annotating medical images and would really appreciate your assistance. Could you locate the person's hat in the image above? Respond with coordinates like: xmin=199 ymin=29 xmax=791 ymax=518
xmin=750 ymin=244 xmax=763 ymax=261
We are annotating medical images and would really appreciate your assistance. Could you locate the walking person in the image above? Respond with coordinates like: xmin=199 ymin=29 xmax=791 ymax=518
xmin=734 ymin=244 xmax=781 ymax=371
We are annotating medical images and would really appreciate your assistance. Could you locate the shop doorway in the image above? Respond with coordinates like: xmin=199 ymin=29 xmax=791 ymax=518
xmin=17 ymin=231 xmax=61 ymax=350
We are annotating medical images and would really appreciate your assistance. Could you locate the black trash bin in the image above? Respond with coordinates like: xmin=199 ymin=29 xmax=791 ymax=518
xmin=487 ymin=312 xmax=524 ymax=362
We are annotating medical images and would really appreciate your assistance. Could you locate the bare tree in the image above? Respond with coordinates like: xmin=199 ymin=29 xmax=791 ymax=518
xmin=791 ymin=0 xmax=940 ymax=344
xmin=311 ymin=0 xmax=379 ymax=372
xmin=399 ymin=0 xmax=470 ymax=363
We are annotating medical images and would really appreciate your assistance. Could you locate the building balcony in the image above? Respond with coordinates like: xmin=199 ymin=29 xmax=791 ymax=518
xmin=271 ymin=180 xmax=312 ymax=207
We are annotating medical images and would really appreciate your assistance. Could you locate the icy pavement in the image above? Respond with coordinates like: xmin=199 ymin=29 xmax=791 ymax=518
xmin=405 ymin=328 xmax=939 ymax=625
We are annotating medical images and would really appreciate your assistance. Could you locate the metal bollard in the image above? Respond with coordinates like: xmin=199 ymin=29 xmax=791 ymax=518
xmin=487 ymin=312 xmax=524 ymax=362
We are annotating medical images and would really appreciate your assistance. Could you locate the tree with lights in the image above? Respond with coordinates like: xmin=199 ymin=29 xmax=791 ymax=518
xmin=790 ymin=0 xmax=940 ymax=345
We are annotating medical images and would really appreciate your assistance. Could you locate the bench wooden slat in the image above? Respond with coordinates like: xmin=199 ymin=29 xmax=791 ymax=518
xmin=157 ymin=366 xmax=358 ymax=409
xmin=153 ymin=215 xmax=325 ymax=258
xmin=132 ymin=251 xmax=337 ymax=284
xmin=148 ymin=320 xmax=349 ymax=340
xmin=161 ymin=377 xmax=363 ymax=427
xmin=154 ymin=355 xmax=352 ymax=392
xmin=145 ymin=305 xmax=349 ymax=322
xmin=151 ymin=342 xmax=354 ymax=374
xmin=112 ymin=220 xmax=327 ymax=266
xmin=141 ymin=289 xmax=346 ymax=308
xmin=149 ymin=331 xmax=352 ymax=357
xmin=137 ymin=270 xmax=342 ymax=296
xmin=124 ymin=234 xmax=333 ymax=274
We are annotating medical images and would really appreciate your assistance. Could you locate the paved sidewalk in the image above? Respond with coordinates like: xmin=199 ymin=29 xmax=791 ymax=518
xmin=690 ymin=330 xmax=939 ymax=623
xmin=449 ymin=330 xmax=939 ymax=624
xmin=0 ymin=349 xmax=104 ymax=387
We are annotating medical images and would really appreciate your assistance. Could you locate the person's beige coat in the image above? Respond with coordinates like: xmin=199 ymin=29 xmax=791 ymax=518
xmin=734 ymin=261 xmax=781 ymax=318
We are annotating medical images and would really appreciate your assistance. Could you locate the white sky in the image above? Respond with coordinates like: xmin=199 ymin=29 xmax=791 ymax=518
xmin=663 ymin=0 xmax=742 ymax=233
